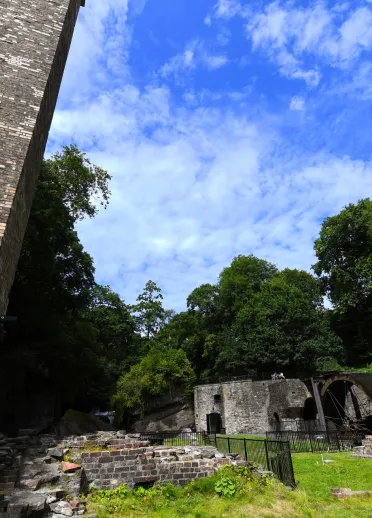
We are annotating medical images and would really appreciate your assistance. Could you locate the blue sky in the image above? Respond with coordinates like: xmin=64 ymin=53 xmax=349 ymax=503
xmin=49 ymin=0 xmax=372 ymax=310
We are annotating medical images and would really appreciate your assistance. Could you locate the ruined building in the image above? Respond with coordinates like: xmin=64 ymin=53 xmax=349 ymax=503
xmin=0 ymin=0 xmax=85 ymax=315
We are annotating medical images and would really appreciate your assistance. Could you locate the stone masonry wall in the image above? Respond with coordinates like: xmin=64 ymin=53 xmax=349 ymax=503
xmin=194 ymin=379 xmax=311 ymax=435
xmin=0 ymin=0 xmax=84 ymax=315
xmin=81 ymin=444 xmax=243 ymax=490
xmin=55 ymin=432 xmax=246 ymax=490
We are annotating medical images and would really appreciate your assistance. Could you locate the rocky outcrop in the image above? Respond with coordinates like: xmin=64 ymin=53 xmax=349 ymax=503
xmin=131 ymin=402 xmax=195 ymax=433
xmin=58 ymin=410 xmax=116 ymax=437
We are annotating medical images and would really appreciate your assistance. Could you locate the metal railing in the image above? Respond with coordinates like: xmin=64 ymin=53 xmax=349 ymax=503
xmin=139 ymin=431 xmax=296 ymax=488
xmin=266 ymin=430 xmax=364 ymax=453
xmin=139 ymin=431 xmax=210 ymax=447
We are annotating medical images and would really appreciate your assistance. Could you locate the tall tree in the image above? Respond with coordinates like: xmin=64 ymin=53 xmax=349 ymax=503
xmin=313 ymin=199 xmax=372 ymax=363
xmin=230 ymin=271 xmax=342 ymax=374
xmin=313 ymin=199 xmax=372 ymax=310
xmin=1 ymin=146 xmax=112 ymax=430
xmin=133 ymin=280 xmax=166 ymax=340
xmin=218 ymin=255 xmax=278 ymax=320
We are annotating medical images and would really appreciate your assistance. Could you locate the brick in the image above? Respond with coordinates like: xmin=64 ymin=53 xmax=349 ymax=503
xmin=98 ymin=457 xmax=112 ymax=464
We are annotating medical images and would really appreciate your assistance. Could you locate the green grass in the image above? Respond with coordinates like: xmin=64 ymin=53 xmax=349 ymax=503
xmin=293 ymin=452 xmax=372 ymax=498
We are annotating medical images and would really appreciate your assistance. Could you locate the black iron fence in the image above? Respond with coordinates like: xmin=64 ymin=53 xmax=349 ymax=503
xmin=266 ymin=430 xmax=364 ymax=453
xmin=139 ymin=431 xmax=210 ymax=447
xmin=139 ymin=432 xmax=296 ymax=488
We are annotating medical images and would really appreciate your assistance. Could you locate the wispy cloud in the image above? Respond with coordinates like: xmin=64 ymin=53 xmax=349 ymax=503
xmin=246 ymin=2 xmax=372 ymax=85
xmin=160 ymin=40 xmax=228 ymax=79
xmin=290 ymin=96 xmax=305 ymax=111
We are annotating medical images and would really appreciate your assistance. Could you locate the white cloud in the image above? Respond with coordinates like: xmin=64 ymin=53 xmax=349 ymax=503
xmin=204 ymin=15 xmax=212 ymax=26
xmin=214 ymin=0 xmax=242 ymax=19
xmin=246 ymin=2 xmax=372 ymax=85
xmin=290 ymin=96 xmax=305 ymax=111
xmin=51 ymin=82 xmax=372 ymax=310
xmin=160 ymin=40 xmax=228 ymax=78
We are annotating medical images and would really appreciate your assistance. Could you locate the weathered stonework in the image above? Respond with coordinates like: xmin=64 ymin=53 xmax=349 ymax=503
xmin=194 ymin=379 xmax=311 ymax=435
xmin=0 ymin=0 xmax=85 ymax=315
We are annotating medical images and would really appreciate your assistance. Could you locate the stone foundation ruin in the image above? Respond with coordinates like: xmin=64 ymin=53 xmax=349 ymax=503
xmin=0 ymin=430 xmax=248 ymax=516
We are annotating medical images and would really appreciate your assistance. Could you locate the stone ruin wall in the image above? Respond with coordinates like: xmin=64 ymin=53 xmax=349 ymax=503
xmin=0 ymin=0 xmax=84 ymax=315
xmin=194 ymin=379 xmax=311 ymax=435
xmin=0 ymin=431 xmax=247 ymax=516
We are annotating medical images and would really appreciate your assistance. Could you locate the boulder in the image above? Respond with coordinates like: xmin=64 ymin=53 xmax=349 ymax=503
xmin=47 ymin=449 xmax=64 ymax=460
xmin=49 ymin=501 xmax=73 ymax=517
xmin=7 ymin=493 xmax=46 ymax=518
xmin=19 ymin=479 xmax=42 ymax=491
xmin=58 ymin=410 xmax=115 ymax=437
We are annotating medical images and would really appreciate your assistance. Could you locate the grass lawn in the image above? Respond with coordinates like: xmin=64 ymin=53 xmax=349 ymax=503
xmin=293 ymin=451 xmax=372 ymax=498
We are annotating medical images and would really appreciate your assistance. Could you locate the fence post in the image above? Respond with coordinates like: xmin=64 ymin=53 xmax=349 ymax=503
xmin=244 ymin=439 xmax=248 ymax=461
xmin=264 ymin=440 xmax=269 ymax=470
xmin=308 ymin=430 xmax=314 ymax=453
xmin=336 ymin=432 xmax=341 ymax=452
xmin=227 ymin=436 xmax=230 ymax=454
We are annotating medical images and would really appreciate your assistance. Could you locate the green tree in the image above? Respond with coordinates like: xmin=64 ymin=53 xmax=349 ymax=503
xmin=82 ymin=285 xmax=139 ymax=406
xmin=314 ymin=199 xmax=372 ymax=364
xmin=1 ymin=146 xmax=112 ymax=430
xmin=219 ymin=255 xmax=278 ymax=320
xmin=313 ymin=199 xmax=372 ymax=310
xmin=231 ymin=271 xmax=342 ymax=374
xmin=133 ymin=281 xmax=166 ymax=339
xmin=113 ymin=348 xmax=195 ymax=423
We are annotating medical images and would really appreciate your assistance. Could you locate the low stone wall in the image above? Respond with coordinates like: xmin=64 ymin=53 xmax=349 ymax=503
xmin=81 ymin=444 xmax=243 ymax=489
xmin=350 ymin=435 xmax=372 ymax=459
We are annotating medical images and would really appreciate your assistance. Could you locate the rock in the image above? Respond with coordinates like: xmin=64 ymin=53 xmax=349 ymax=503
xmin=50 ymin=501 xmax=74 ymax=517
xmin=17 ymin=430 xmax=38 ymax=437
xmin=19 ymin=479 xmax=42 ymax=491
xmin=70 ymin=497 xmax=86 ymax=514
xmin=59 ymin=410 xmax=116 ymax=437
xmin=62 ymin=462 xmax=81 ymax=473
xmin=215 ymin=453 xmax=225 ymax=459
xmin=46 ymin=495 xmax=58 ymax=505
xmin=48 ymin=449 xmax=64 ymax=460
xmin=42 ymin=456 xmax=52 ymax=464
xmin=49 ymin=489 xmax=66 ymax=500
xmin=7 ymin=493 xmax=46 ymax=518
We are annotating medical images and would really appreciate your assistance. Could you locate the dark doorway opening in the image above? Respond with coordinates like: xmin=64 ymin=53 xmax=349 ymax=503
xmin=303 ymin=397 xmax=317 ymax=420
xmin=207 ymin=413 xmax=222 ymax=434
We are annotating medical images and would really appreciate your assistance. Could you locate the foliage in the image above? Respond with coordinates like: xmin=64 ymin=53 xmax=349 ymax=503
xmin=219 ymin=255 xmax=278 ymax=319
xmin=231 ymin=272 xmax=343 ymax=372
xmin=132 ymin=280 xmax=167 ymax=341
xmin=314 ymin=199 xmax=372 ymax=310
xmin=44 ymin=144 xmax=111 ymax=221
xmin=113 ymin=347 xmax=195 ymax=421
xmin=0 ymin=146 xmax=122 ymax=429
xmin=314 ymin=199 xmax=372 ymax=364
xmin=214 ymin=476 xmax=237 ymax=497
